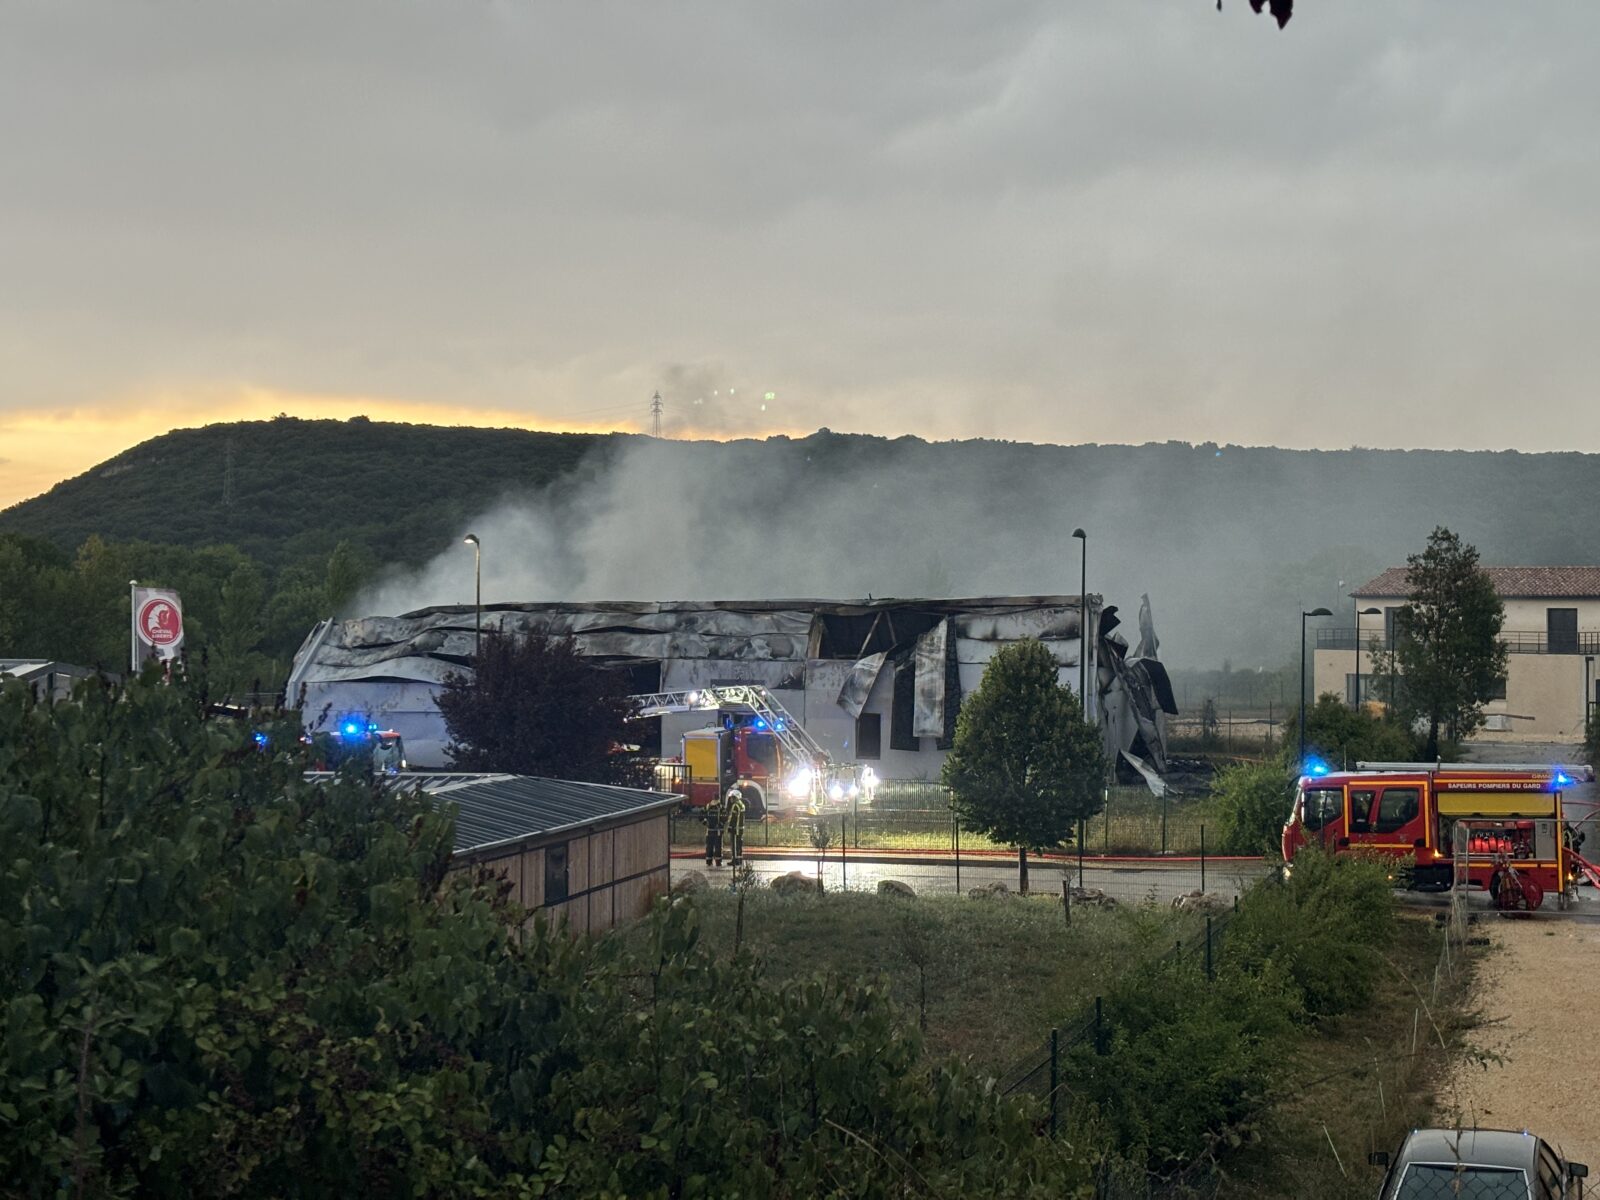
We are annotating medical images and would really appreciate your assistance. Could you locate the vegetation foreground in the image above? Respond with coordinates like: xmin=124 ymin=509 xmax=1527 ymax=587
xmin=0 ymin=673 xmax=1459 ymax=1197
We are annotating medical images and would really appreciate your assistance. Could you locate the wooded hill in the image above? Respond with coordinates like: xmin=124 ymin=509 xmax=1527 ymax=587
xmin=5 ymin=415 xmax=1600 ymax=673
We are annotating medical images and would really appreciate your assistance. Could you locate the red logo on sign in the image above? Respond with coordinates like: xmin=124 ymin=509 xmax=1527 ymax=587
xmin=139 ymin=598 xmax=182 ymax=647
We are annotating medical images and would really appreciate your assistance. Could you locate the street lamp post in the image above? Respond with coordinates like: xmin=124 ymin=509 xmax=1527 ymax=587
xmin=463 ymin=534 xmax=482 ymax=660
xmin=1300 ymin=607 xmax=1333 ymax=768
xmin=1586 ymin=655 xmax=1594 ymax=737
xmin=1355 ymin=605 xmax=1381 ymax=710
xmin=1072 ymin=528 xmax=1087 ymax=709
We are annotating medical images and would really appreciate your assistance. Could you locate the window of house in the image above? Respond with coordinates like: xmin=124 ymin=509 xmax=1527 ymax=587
xmin=544 ymin=842 xmax=569 ymax=905
xmin=1349 ymin=789 xmax=1377 ymax=833
xmin=1383 ymin=606 xmax=1404 ymax=645
xmin=1485 ymin=675 xmax=1507 ymax=701
xmin=855 ymin=712 xmax=882 ymax=760
xmin=1547 ymin=607 xmax=1578 ymax=654
xmin=1374 ymin=788 xmax=1420 ymax=834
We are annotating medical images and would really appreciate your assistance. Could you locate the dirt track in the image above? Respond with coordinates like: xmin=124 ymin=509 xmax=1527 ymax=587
xmin=1445 ymin=916 xmax=1600 ymax=1166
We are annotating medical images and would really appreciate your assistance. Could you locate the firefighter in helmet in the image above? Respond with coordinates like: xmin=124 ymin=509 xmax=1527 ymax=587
xmin=723 ymin=783 xmax=747 ymax=868
xmin=704 ymin=793 xmax=725 ymax=868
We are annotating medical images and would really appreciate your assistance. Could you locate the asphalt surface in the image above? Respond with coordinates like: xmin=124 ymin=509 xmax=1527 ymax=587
xmin=674 ymin=853 xmax=1271 ymax=903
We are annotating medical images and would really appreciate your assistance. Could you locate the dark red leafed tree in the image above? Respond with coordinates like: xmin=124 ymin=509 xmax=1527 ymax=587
xmin=438 ymin=630 xmax=638 ymax=781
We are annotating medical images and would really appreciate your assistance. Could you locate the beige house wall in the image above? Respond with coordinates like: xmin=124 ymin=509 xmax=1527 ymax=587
xmin=1312 ymin=642 xmax=1591 ymax=743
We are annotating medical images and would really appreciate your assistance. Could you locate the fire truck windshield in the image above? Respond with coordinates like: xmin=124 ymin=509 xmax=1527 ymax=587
xmin=1301 ymin=788 xmax=1341 ymax=832
xmin=744 ymin=732 xmax=779 ymax=772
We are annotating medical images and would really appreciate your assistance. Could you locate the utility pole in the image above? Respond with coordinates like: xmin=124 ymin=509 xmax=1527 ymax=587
xmin=650 ymin=391 xmax=663 ymax=438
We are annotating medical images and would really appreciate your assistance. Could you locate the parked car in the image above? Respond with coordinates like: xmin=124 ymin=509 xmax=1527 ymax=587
xmin=1372 ymin=1128 xmax=1587 ymax=1198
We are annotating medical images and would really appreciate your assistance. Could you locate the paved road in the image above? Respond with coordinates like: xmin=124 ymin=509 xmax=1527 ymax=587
xmin=676 ymin=853 xmax=1272 ymax=903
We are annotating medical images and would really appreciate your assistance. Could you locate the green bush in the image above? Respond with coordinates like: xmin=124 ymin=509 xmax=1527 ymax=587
xmin=1063 ymin=852 xmax=1399 ymax=1174
xmin=1300 ymin=692 xmax=1420 ymax=768
xmin=1223 ymin=849 xmax=1396 ymax=1019
xmin=1064 ymin=958 xmax=1298 ymax=1169
xmin=1209 ymin=758 xmax=1295 ymax=856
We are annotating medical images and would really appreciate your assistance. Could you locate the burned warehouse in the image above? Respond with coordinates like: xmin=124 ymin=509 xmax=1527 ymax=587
xmin=286 ymin=595 xmax=1177 ymax=789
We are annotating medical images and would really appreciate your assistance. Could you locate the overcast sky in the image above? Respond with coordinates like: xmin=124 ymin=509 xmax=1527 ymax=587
xmin=4 ymin=1 xmax=1600 ymax=506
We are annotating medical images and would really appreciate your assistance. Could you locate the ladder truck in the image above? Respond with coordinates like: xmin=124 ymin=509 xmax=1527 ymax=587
xmin=630 ymin=685 xmax=875 ymax=820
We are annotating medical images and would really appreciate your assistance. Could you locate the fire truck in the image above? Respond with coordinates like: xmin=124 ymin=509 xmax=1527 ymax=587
xmin=1282 ymin=762 xmax=1589 ymax=911
xmin=631 ymin=685 xmax=873 ymax=820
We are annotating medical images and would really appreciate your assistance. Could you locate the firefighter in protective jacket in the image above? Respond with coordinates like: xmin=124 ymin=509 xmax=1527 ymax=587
xmin=723 ymin=784 xmax=747 ymax=867
xmin=704 ymin=796 xmax=725 ymax=867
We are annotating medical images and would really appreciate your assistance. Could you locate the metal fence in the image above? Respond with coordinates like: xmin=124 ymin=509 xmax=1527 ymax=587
xmin=668 ymin=787 xmax=1218 ymax=858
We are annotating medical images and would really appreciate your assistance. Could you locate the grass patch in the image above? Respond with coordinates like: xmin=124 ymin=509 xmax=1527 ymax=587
xmin=647 ymin=888 xmax=1201 ymax=1074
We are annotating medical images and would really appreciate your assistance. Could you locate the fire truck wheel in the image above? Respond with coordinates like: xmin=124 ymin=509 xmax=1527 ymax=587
xmin=742 ymin=786 xmax=767 ymax=822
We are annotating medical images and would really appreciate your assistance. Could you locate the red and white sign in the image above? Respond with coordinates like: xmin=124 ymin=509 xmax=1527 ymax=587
xmin=133 ymin=587 xmax=184 ymax=663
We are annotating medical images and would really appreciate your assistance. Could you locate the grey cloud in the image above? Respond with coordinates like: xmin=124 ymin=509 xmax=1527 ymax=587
xmin=3 ymin=2 xmax=1600 ymax=454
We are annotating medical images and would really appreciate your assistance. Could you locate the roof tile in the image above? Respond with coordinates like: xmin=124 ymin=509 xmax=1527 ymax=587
xmin=1353 ymin=565 xmax=1600 ymax=599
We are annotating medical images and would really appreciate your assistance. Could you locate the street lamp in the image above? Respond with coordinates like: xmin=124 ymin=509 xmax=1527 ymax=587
xmin=1300 ymin=607 xmax=1333 ymax=768
xmin=1072 ymin=528 xmax=1088 ymax=709
xmin=1355 ymin=605 xmax=1381 ymax=710
xmin=1586 ymin=655 xmax=1595 ymax=738
xmin=463 ymin=534 xmax=481 ymax=660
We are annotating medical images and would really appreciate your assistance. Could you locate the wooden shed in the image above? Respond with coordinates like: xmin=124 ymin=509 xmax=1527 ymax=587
xmin=424 ymin=773 xmax=678 ymax=934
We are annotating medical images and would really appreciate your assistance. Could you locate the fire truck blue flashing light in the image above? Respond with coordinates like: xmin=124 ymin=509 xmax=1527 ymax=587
xmin=1554 ymin=771 xmax=1573 ymax=788
xmin=754 ymin=718 xmax=769 ymax=731
xmin=253 ymin=732 xmax=269 ymax=748
xmin=1303 ymin=757 xmax=1331 ymax=778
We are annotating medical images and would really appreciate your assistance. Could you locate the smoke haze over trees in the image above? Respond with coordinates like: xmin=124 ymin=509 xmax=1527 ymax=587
xmin=7 ymin=419 xmax=1600 ymax=674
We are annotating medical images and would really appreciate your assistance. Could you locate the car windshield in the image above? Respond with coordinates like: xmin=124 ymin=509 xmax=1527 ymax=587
xmin=1396 ymin=1163 xmax=1528 ymax=1199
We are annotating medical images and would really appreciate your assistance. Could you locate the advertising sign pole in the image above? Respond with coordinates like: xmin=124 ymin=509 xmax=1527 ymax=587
xmin=129 ymin=580 xmax=139 ymax=672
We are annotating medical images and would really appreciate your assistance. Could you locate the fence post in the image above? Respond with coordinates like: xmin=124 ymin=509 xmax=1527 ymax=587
xmin=841 ymin=814 xmax=848 ymax=891
xmin=1103 ymin=789 xmax=1109 ymax=853
xmin=1200 ymin=824 xmax=1207 ymax=894
xmin=1161 ymin=791 xmax=1168 ymax=856
xmin=1049 ymin=1028 xmax=1060 ymax=1137
xmin=954 ymin=811 xmax=962 ymax=895
xmin=1062 ymin=879 xmax=1071 ymax=926
xmin=1077 ymin=818 xmax=1085 ymax=889
xmin=1205 ymin=915 xmax=1214 ymax=981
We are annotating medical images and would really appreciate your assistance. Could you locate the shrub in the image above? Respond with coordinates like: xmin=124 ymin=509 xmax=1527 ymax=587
xmin=1223 ymin=849 xmax=1395 ymax=1019
xmin=1065 ymin=958 xmax=1299 ymax=1169
xmin=1209 ymin=758 xmax=1295 ymax=856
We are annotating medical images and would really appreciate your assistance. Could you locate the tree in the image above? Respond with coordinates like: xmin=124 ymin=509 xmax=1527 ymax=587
xmin=1371 ymin=527 xmax=1507 ymax=759
xmin=437 ymin=629 xmax=638 ymax=780
xmin=942 ymin=639 xmax=1105 ymax=893
xmin=1299 ymin=691 xmax=1419 ymax=769
xmin=1219 ymin=0 xmax=1293 ymax=28
xmin=0 ymin=671 xmax=1090 ymax=1198
xmin=1211 ymin=755 xmax=1295 ymax=855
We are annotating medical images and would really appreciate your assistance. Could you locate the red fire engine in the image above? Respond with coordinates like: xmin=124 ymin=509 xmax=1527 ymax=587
xmin=632 ymin=685 xmax=871 ymax=820
xmin=1282 ymin=763 xmax=1583 ymax=911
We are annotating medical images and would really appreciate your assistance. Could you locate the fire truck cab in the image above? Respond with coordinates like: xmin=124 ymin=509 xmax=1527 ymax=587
xmin=1283 ymin=764 xmax=1577 ymax=909
xmin=680 ymin=718 xmax=780 ymax=820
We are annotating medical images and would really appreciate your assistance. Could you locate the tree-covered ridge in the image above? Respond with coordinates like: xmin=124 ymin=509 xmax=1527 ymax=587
xmin=0 ymin=417 xmax=610 ymax=571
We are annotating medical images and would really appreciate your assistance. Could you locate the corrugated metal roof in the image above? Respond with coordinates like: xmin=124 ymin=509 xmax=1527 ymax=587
xmin=1354 ymin=565 xmax=1600 ymax=599
xmin=301 ymin=771 xmax=679 ymax=855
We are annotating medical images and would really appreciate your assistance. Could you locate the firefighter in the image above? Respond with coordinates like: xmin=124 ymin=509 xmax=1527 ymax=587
xmin=704 ymin=797 xmax=725 ymax=868
xmin=724 ymin=784 xmax=747 ymax=868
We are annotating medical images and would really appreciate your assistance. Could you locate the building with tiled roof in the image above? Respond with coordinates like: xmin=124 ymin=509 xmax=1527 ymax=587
xmin=1313 ymin=566 xmax=1600 ymax=744
xmin=1353 ymin=566 xmax=1600 ymax=600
